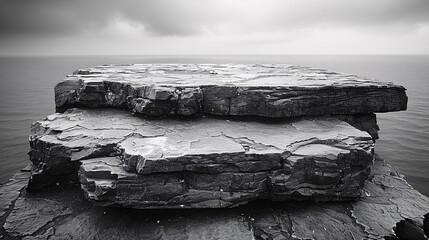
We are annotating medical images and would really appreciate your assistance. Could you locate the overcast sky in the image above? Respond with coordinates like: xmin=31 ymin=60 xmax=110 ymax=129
xmin=1 ymin=0 xmax=428 ymax=55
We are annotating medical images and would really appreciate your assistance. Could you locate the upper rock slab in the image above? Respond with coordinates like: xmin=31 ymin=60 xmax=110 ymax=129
xmin=55 ymin=64 xmax=407 ymax=117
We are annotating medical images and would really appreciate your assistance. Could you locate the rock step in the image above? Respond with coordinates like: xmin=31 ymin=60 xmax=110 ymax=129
xmin=55 ymin=64 xmax=407 ymax=117
xmin=3 ymin=156 xmax=429 ymax=239
xmin=29 ymin=108 xmax=374 ymax=208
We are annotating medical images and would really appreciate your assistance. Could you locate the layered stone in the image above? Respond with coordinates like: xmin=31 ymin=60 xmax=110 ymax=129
xmin=2 ymin=156 xmax=428 ymax=239
xmin=55 ymin=64 xmax=407 ymax=118
xmin=28 ymin=108 xmax=373 ymax=207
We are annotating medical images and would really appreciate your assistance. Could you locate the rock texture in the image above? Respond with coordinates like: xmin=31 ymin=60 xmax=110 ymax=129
xmin=335 ymin=113 xmax=380 ymax=140
xmin=28 ymin=108 xmax=373 ymax=206
xmin=55 ymin=64 xmax=407 ymax=118
xmin=2 ymin=156 xmax=428 ymax=239
xmin=0 ymin=168 xmax=31 ymax=217
xmin=3 ymin=197 xmax=72 ymax=237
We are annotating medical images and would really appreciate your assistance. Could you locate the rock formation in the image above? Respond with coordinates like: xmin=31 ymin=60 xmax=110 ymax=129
xmin=0 ymin=63 xmax=422 ymax=239
xmin=27 ymin=64 xmax=409 ymax=206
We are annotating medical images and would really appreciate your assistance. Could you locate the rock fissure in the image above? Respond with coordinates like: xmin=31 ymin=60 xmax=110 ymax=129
xmin=348 ymin=206 xmax=371 ymax=239
xmin=221 ymin=134 xmax=284 ymax=153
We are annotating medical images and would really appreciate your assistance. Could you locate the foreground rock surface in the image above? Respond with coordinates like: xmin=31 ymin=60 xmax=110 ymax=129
xmin=29 ymin=108 xmax=373 ymax=206
xmin=1 ymin=156 xmax=428 ymax=239
xmin=55 ymin=64 xmax=407 ymax=118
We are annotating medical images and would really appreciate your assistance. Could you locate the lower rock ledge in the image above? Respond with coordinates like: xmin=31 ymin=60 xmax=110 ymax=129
xmin=29 ymin=108 xmax=374 ymax=206
xmin=1 ymin=155 xmax=428 ymax=240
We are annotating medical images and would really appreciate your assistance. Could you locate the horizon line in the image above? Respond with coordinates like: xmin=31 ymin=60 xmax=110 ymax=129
xmin=1 ymin=53 xmax=429 ymax=58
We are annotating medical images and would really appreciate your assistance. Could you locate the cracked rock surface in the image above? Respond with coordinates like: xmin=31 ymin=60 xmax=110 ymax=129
xmin=55 ymin=64 xmax=407 ymax=118
xmin=0 ymin=169 xmax=31 ymax=217
xmin=28 ymin=108 xmax=374 ymax=207
xmin=1 ymin=156 xmax=428 ymax=239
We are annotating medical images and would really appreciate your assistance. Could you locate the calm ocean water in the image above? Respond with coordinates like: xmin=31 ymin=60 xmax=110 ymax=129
xmin=0 ymin=55 xmax=428 ymax=196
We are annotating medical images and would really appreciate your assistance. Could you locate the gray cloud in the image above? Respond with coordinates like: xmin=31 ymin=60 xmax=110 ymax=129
xmin=1 ymin=0 xmax=429 ymax=38
xmin=1 ymin=0 xmax=428 ymax=55
xmin=0 ymin=0 xmax=213 ymax=36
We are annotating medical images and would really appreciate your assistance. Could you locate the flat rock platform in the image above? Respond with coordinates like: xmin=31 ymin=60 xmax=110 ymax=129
xmin=55 ymin=64 xmax=407 ymax=117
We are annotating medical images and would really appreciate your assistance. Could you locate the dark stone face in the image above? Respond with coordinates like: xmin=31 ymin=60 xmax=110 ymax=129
xmin=394 ymin=219 xmax=427 ymax=240
xmin=424 ymin=213 xmax=429 ymax=238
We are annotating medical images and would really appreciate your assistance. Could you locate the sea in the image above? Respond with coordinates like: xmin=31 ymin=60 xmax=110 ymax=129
xmin=0 ymin=55 xmax=428 ymax=196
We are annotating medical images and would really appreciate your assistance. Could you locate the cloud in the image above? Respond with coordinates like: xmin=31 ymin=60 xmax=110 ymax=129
xmin=1 ymin=0 xmax=429 ymax=37
xmin=0 ymin=0 xmax=213 ymax=37
xmin=0 ymin=0 xmax=428 ymax=54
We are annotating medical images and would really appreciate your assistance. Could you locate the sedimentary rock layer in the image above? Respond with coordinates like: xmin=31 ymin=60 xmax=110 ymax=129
xmin=336 ymin=113 xmax=380 ymax=139
xmin=28 ymin=108 xmax=373 ymax=207
xmin=2 ymin=156 xmax=428 ymax=239
xmin=55 ymin=64 xmax=407 ymax=118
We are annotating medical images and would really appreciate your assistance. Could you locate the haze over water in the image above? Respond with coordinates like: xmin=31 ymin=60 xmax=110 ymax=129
xmin=0 ymin=55 xmax=428 ymax=196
